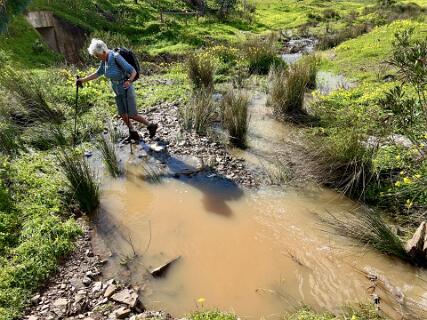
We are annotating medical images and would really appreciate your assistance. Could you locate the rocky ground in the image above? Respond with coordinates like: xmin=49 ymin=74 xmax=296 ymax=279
xmin=124 ymin=101 xmax=259 ymax=187
xmin=24 ymin=218 xmax=174 ymax=320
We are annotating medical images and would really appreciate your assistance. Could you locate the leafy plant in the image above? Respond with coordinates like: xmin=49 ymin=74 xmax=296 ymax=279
xmin=388 ymin=28 xmax=427 ymax=122
xmin=187 ymin=54 xmax=215 ymax=92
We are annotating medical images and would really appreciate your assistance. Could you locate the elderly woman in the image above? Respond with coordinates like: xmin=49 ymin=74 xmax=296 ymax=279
xmin=76 ymin=39 xmax=157 ymax=140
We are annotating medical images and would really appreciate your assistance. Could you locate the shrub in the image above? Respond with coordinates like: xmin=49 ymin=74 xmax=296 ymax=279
xmin=187 ymin=54 xmax=215 ymax=91
xmin=180 ymin=89 xmax=216 ymax=135
xmin=388 ymin=28 xmax=427 ymax=122
xmin=221 ymin=88 xmax=250 ymax=148
xmin=267 ymin=63 xmax=309 ymax=122
xmin=243 ymin=36 xmax=285 ymax=75
xmin=98 ymin=134 xmax=122 ymax=178
xmin=57 ymin=149 xmax=99 ymax=213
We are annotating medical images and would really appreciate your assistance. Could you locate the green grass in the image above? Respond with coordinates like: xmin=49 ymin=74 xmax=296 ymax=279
xmin=0 ymin=153 xmax=81 ymax=319
xmin=190 ymin=310 xmax=237 ymax=320
xmin=320 ymin=20 xmax=427 ymax=81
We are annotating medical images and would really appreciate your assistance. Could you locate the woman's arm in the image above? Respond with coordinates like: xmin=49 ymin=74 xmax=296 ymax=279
xmin=81 ymin=72 xmax=99 ymax=83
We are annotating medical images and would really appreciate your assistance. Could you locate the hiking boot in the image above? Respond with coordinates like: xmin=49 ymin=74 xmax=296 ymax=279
xmin=129 ymin=130 xmax=140 ymax=142
xmin=147 ymin=123 xmax=158 ymax=139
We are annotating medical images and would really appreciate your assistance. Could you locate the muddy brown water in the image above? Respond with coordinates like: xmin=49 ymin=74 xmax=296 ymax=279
xmin=92 ymin=69 xmax=426 ymax=319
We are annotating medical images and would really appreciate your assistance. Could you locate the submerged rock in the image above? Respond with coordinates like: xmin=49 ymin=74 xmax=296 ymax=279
xmin=150 ymin=256 xmax=181 ymax=278
xmin=405 ymin=221 xmax=427 ymax=266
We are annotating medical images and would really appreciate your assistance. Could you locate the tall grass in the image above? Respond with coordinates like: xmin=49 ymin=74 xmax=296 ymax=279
xmin=180 ymin=89 xmax=216 ymax=135
xmin=267 ymin=63 xmax=309 ymax=122
xmin=187 ymin=54 xmax=215 ymax=91
xmin=221 ymin=88 xmax=250 ymax=148
xmin=0 ymin=68 xmax=63 ymax=124
xmin=322 ymin=209 xmax=410 ymax=262
xmin=242 ymin=35 xmax=285 ymax=75
xmin=299 ymin=54 xmax=320 ymax=89
xmin=98 ymin=134 xmax=121 ymax=178
xmin=0 ymin=121 xmax=23 ymax=156
xmin=57 ymin=149 xmax=99 ymax=213
xmin=309 ymin=130 xmax=376 ymax=198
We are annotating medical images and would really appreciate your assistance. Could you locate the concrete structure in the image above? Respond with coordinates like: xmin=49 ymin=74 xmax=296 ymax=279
xmin=25 ymin=11 xmax=87 ymax=63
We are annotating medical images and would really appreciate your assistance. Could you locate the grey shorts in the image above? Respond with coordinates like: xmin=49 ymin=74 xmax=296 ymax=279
xmin=112 ymin=82 xmax=138 ymax=116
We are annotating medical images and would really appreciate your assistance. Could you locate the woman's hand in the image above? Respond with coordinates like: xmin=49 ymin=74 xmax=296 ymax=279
xmin=76 ymin=78 xmax=84 ymax=88
xmin=123 ymin=80 xmax=132 ymax=89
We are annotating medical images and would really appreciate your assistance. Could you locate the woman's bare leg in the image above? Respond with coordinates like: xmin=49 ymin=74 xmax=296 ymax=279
xmin=121 ymin=114 xmax=135 ymax=130
xmin=130 ymin=114 xmax=150 ymax=126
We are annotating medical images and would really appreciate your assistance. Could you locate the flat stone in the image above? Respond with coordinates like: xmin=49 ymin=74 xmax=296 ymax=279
xmin=149 ymin=144 xmax=165 ymax=152
xmin=111 ymin=288 xmax=139 ymax=308
xmin=31 ymin=294 xmax=41 ymax=305
xmin=150 ymin=256 xmax=181 ymax=278
xmin=104 ymin=284 xmax=119 ymax=298
xmin=53 ymin=298 xmax=69 ymax=307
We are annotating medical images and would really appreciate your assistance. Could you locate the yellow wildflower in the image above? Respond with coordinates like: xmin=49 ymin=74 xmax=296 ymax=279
xmin=395 ymin=181 xmax=402 ymax=187
xmin=403 ymin=177 xmax=412 ymax=184
xmin=197 ymin=298 xmax=206 ymax=304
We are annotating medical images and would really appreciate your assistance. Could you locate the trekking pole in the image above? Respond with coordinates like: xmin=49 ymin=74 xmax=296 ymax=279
xmin=74 ymin=76 xmax=83 ymax=147
xmin=125 ymin=87 xmax=133 ymax=155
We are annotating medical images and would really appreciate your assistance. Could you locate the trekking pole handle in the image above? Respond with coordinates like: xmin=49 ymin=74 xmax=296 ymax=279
xmin=76 ymin=75 xmax=83 ymax=89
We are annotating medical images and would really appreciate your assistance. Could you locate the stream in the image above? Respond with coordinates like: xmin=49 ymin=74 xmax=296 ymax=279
xmin=91 ymin=42 xmax=427 ymax=320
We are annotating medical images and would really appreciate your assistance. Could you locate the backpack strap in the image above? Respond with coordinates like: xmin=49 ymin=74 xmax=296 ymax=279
xmin=112 ymin=49 xmax=127 ymax=79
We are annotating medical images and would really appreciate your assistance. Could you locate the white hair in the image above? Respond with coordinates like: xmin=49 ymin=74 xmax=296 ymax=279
xmin=87 ymin=38 xmax=108 ymax=56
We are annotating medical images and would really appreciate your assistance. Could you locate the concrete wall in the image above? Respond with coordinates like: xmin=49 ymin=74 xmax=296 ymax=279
xmin=26 ymin=11 xmax=87 ymax=63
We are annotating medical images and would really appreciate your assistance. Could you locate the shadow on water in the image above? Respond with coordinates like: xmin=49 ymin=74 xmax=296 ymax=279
xmin=124 ymin=141 xmax=244 ymax=218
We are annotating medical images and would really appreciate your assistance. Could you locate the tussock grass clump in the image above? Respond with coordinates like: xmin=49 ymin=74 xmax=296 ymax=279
xmin=322 ymin=209 xmax=409 ymax=261
xmin=180 ymin=89 xmax=216 ymax=135
xmin=57 ymin=149 xmax=99 ymax=213
xmin=309 ymin=130 xmax=376 ymax=198
xmin=187 ymin=54 xmax=215 ymax=91
xmin=221 ymin=88 xmax=250 ymax=148
xmin=242 ymin=36 xmax=285 ymax=75
xmin=0 ymin=68 xmax=63 ymax=124
xmin=98 ymin=134 xmax=121 ymax=178
xmin=299 ymin=54 xmax=320 ymax=89
xmin=267 ymin=64 xmax=309 ymax=122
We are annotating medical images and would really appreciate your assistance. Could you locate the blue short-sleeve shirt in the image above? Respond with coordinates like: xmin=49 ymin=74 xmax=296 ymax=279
xmin=96 ymin=51 xmax=136 ymax=96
